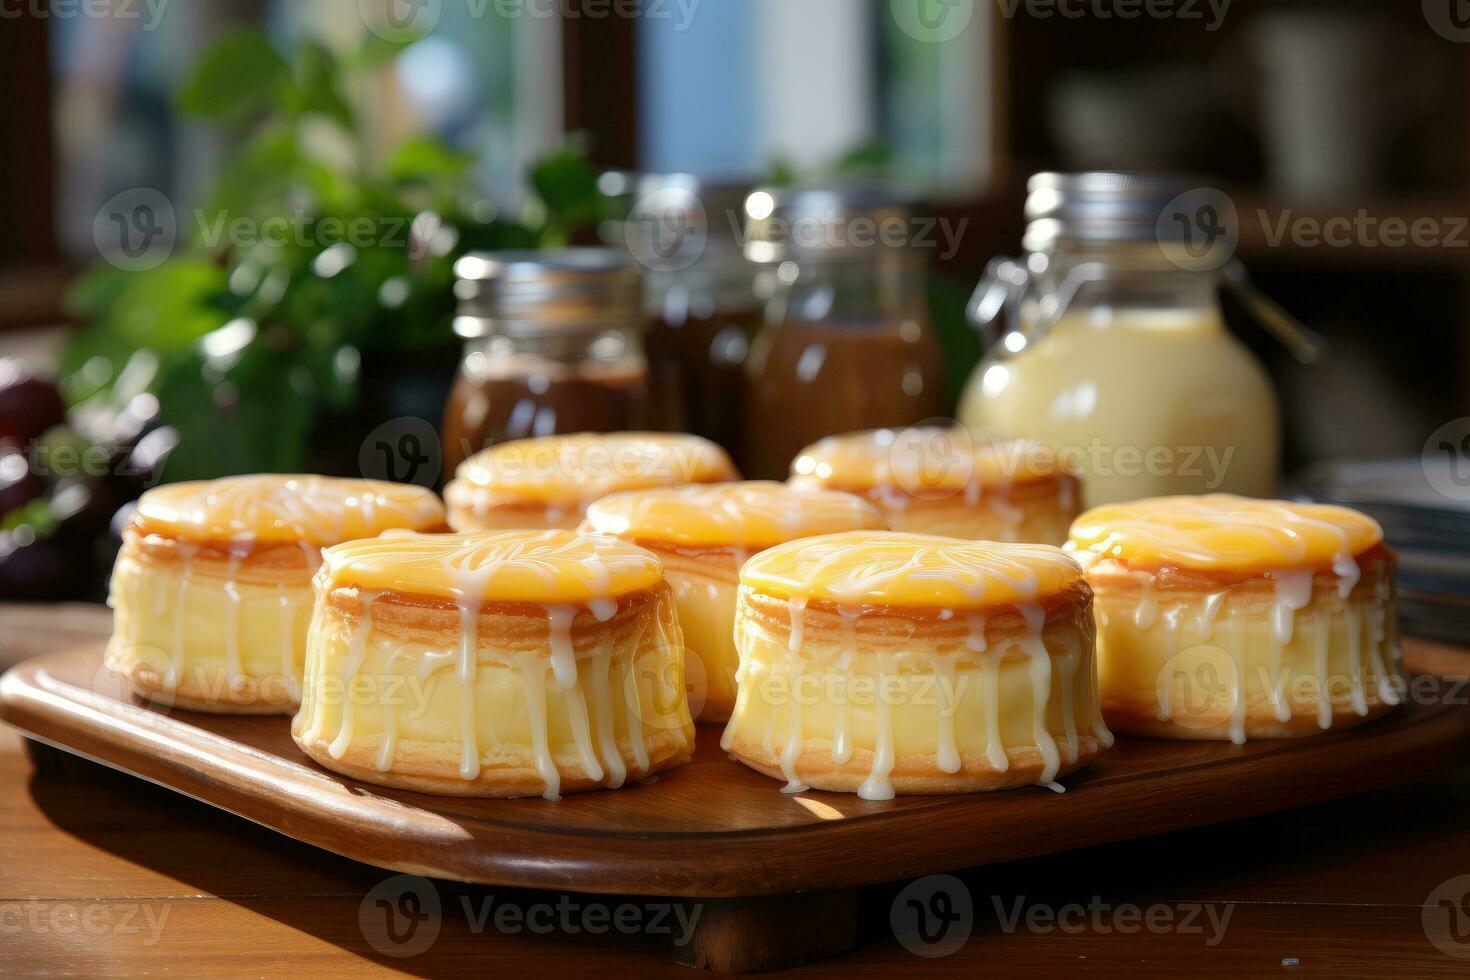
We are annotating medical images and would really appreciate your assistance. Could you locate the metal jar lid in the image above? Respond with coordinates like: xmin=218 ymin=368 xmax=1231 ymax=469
xmin=452 ymin=248 xmax=642 ymax=339
xmin=601 ymin=172 xmax=750 ymax=246
xmin=1023 ymin=171 xmax=1234 ymax=268
xmin=742 ymin=185 xmax=922 ymax=264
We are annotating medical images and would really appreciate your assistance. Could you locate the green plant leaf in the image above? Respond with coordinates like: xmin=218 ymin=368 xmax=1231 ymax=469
xmin=288 ymin=40 xmax=356 ymax=131
xmin=176 ymin=29 xmax=289 ymax=122
xmin=531 ymin=140 xmax=603 ymax=236
xmin=833 ymin=141 xmax=892 ymax=177
xmin=389 ymin=138 xmax=474 ymax=185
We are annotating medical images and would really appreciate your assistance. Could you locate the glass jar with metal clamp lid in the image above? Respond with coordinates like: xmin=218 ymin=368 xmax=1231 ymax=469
xmin=601 ymin=174 xmax=760 ymax=458
xmin=740 ymin=186 xmax=947 ymax=479
xmin=958 ymin=172 xmax=1321 ymax=505
xmin=440 ymin=248 xmax=650 ymax=479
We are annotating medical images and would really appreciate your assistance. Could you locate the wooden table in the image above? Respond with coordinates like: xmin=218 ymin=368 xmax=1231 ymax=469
xmin=5 ymin=604 xmax=1470 ymax=977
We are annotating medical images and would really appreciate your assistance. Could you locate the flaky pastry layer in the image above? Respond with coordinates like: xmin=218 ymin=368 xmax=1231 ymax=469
xmin=292 ymin=583 xmax=696 ymax=798
xmin=722 ymin=582 xmax=1111 ymax=796
xmin=1087 ymin=547 xmax=1402 ymax=741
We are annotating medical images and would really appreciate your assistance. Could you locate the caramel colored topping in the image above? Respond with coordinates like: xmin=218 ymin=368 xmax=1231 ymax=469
xmin=584 ymin=481 xmax=883 ymax=549
xmin=133 ymin=475 xmax=444 ymax=546
xmin=741 ymin=530 xmax=1083 ymax=609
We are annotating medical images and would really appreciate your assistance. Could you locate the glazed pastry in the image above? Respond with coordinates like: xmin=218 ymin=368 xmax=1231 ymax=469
xmin=788 ymin=427 xmax=1081 ymax=545
xmin=445 ymin=432 xmax=739 ymax=532
xmin=721 ymin=531 xmax=1111 ymax=798
xmin=105 ymin=475 xmax=446 ymax=714
xmin=292 ymin=530 xmax=695 ymax=798
xmin=1066 ymin=494 xmax=1402 ymax=742
xmin=582 ymin=481 xmax=885 ymax=722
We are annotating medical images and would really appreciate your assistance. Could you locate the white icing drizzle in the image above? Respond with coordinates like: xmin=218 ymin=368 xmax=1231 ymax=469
xmin=1133 ymin=576 xmax=1158 ymax=629
xmin=778 ymin=658 xmax=809 ymax=793
xmin=1345 ymin=606 xmax=1368 ymax=718
xmin=1313 ymin=610 xmax=1332 ymax=729
xmin=1059 ymin=634 xmax=1080 ymax=765
xmin=981 ymin=649 xmax=1009 ymax=772
xmin=737 ymin=533 xmax=1084 ymax=795
xmin=1267 ymin=568 xmax=1314 ymax=646
xmin=329 ymin=591 xmax=377 ymax=760
xmin=278 ymin=585 xmax=299 ymax=703
xmin=591 ymin=643 xmax=628 ymax=789
xmin=1226 ymin=610 xmax=1247 ymax=745
xmin=933 ymin=658 xmax=961 ymax=774
xmin=546 ymin=604 xmax=580 ymax=689
xmin=514 ymin=650 xmax=560 ymax=800
xmin=221 ymin=556 xmax=244 ymax=688
xmin=1017 ymin=604 xmax=1061 ymax=782
xmin=858 ymin=657 xmax=897 ymax=801
xmin=966 ymin=612 xmax=989 ymax=652
xmin=787 ymin=596 xmax=808 ymax=652
xmin=167 ymin=546 xmax=195 ymax=689
xmin=310 ymin=530 xmax=674 ymax=799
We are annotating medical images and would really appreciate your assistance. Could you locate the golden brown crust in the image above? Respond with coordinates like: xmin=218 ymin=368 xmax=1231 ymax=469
xmin=818 ymin=471 xmax=1077 ymax=507
xmin=321 ymin=583 xmax=669 ymax=658
xmin=1103 ymin=697 xmax=1397 ymax=741
xmin=737 ymin=578 xmax=1095 ymax=663
xmin=122 ymin=528 xmax=318 ymax=584
xmin=444 ymin=479 xmax=578 ymax=524
xmin=626 ymin=539 xmax=744 ymax=575
xmin=1085 ymin=542 xmax=1395 ymax=594
xmin=725 ymin=733 xmax=1107 ymax=794
xmin=294 ymin=727 xmax=694 ymax=797
xmin=106 ymin=653 xmax=297 ymax=714
xmin=1089 ymin=553 xmax=1401 ymax=740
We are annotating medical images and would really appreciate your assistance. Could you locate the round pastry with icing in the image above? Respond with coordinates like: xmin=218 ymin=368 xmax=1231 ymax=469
xmin=582 ymin=481 xmax=885 ymax=722
xmin=1066 ymin=494 xmax=1402 ymax=742
xmin=105 ymin=475 xmax=447 ymax=714
xmin=445 ymin=432 xmax=739 ymax=532
xmin=788 ymin=427 xmax=1081 ymax=545
xmin=292 ymin=530 xmax=695 ymax=798
xmin=720 ymin=531 xmax=1111 ymax=798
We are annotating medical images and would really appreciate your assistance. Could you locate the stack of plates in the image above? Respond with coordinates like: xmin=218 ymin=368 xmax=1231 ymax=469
xmin=1292 ymin=458 xmax=1470 ymax=643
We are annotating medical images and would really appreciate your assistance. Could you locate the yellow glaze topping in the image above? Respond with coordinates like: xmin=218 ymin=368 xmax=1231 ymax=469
xmin=455 ymin=432 xmax=737 ymax=505
xmin=741 ymin=531 xmax=1083 ymax=609
xmin=1066 ymin=494 xmax=1383 ymax=573
xmin=319 ymin=530 xmax=663 ymax=604
xmin=790 ymin=427 xmax=1068 ymax=493
xmin=133 ymin=475 xmax=444 ymax=546
xmin=583 ymin=481 xmax=884 ymax=549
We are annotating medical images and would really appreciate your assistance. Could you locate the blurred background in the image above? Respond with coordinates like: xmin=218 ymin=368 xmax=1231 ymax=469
xmin=1 ymin=0 xmax=1468 ymax=603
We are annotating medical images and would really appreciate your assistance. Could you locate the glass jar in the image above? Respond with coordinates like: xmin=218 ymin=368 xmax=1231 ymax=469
xmin=603 ymin=174 xmax=761 ymax=460
xmin=740 ymin=187 xmax=946 ymax=479
xmin=957 ymin=172 xmax=1287 ymax=505
xmin=440 ymin=249 xmax=649 ymax=479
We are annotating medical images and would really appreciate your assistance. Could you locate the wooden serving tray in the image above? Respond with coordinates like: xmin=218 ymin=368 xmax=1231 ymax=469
xmin=5 ymin=640 xmax=1470 ymax=972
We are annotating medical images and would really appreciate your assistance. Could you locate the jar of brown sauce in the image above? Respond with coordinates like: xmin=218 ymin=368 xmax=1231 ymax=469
xmin=440 ymin=249 xmax=649 ymax=479
xmin=740 ymin=187 xmax=946 ymax=479
xmin=603 ymin=174 xmax=760 ymax=463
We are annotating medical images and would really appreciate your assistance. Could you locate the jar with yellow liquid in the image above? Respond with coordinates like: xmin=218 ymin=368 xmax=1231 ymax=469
xmin=959 ymin=173 xmax=1316 ymax=506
